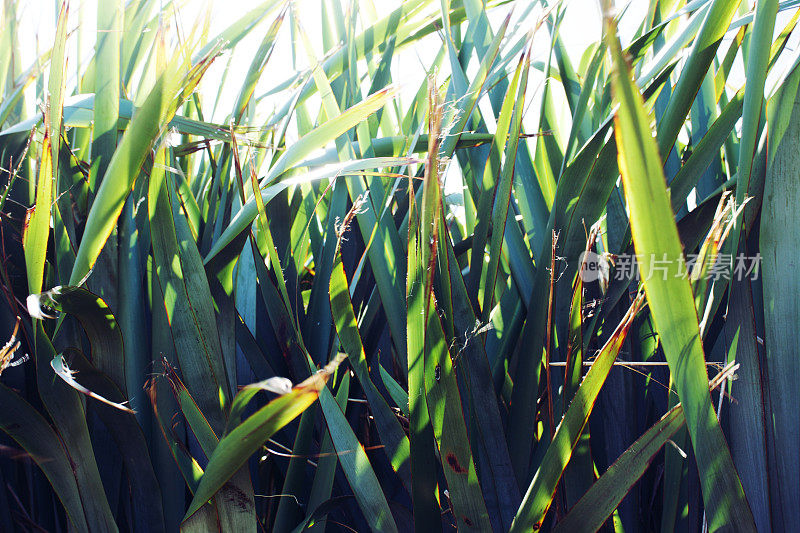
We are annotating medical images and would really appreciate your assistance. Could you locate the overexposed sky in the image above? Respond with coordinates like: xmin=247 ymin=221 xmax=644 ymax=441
xmin=12 ymin=0 xmax=800 ymax=226
xmin=10 ymin=0 xmax=620 ymax=124
xmin=8 ymin=0 xmax=797 ymax=153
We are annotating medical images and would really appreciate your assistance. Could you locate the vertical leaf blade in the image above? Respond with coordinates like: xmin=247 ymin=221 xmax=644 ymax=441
xmin=604 ymin=7 xmax=756 ymax=530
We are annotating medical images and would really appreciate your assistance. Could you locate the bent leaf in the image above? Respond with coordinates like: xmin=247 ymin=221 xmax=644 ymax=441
xmin=184 ymin=354 xmax=345 ymax=520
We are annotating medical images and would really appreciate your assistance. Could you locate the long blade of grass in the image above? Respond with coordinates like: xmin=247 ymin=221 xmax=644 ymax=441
xmin=22 ymin=1 xmax=67 ymax=295
xmin=33 ymin=322 xmax=118 ymax=531
xmin=553 ymin=405 xmax=686 ymax=533
xmin=406 ymin=94 xmax=443 ymax=530
xmin=603 ymin=7 xmax=756 ymax=529
xmin=148 ymin=145 xmax=230 ymax=431
xmin=315 ymin=371 xmax=400 ymax=533
xmin=509 ymin=295 xmax=643 ymax=532
xmin=423 ymin=279 xmax=492 ymax=531
xmin=64 ymin=350 xmax=167 ymax=532
xmin=484 ymin=50 xmax=528 ymax=317
xmin=70 ymin=40 xmax=221 ymax=284
xmin=329 ymin=242 xmax=411 ymax=487
xmin=183 ymin=355 xmax=344 ymax=520
xmin=760 ymin=53 xmax=800 ymax=532
xmin=655 ymin=0 xmax=742 ymax=160
xmin=23 ymin=134 xmax=53 ymax=295
xmin=0 ymin=384 xmax=89 ymax=531
xmin=90 ymin=0 xmax=121 ymax=194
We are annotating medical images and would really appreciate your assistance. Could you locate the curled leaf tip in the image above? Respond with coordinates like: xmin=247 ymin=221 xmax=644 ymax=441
xmin=51 ymin=354 xmax=135 ymax=413
xmin=244 ymin=376 xmax=293 ymax=396
xmin=26 ymin=293 xmax=58 ymax=320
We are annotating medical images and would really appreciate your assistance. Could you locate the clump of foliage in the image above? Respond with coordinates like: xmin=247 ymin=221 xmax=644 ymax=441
xmin=0 ymin=0 xmax=798 ymax=531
